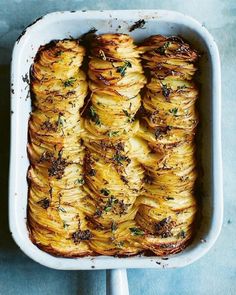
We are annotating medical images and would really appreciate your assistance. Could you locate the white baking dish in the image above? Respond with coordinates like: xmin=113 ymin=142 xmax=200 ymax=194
xmin=9 ymin=10 xmax=222 ymax=272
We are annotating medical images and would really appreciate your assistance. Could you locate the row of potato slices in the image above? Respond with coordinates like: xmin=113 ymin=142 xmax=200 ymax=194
xmin=135 ymin=35 xmax=199 ymax=255
xmin=82 ymin=34 xmax=150 ymax=255
xmin=28 ymin=40 xmax=95 ymax=256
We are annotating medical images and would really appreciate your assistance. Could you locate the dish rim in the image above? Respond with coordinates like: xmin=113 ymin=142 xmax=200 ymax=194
xmin=9 ymin=9 xmax=223 ymax=270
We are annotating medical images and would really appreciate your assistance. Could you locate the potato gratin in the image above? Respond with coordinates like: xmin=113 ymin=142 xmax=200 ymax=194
xmin=27 ymin=33 xmax=199 ymax=257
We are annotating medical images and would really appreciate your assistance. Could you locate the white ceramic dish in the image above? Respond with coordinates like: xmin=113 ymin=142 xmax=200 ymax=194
xmin=9 ymin=10 xmax=222 ymax=272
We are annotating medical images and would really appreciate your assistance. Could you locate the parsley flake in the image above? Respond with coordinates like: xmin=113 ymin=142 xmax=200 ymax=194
xmin=89 ymin=106 xmax=101 ymax=126
xmin=75 ymin=178 xmax=85 ymax=185
xmin=116 ymin=61 xmax=132 ymax=77
xmin=169 ymin=107 xmax=178 ymax=116
xmin=122 ymin=109 xmax=134 ymax=123
xmin=155 ymin=42 xmax=170 ymax=55
xmin=58 ymin=206 xmax=67 ymax=213
xmin=100 ymin=188 xmax=110 ymax=196
xmin=108 ymin=130 xmax=119 ymax=137
xmin=63 ymin=77 xmax=76 ymax=87
xmin=129 ymin=227 xmax=144 ymax=236
xmin=161 ymin=84 xmax=171 ymax=99
xmin=37 ymin=198 xmax=50 ymax=209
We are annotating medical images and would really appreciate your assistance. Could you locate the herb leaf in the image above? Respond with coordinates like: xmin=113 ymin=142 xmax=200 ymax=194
xmin=75 ymin=178 xmax=85 ymax=185
xmin=104 ymin=196 xmax=118 ymax=212
xmin=155 ymin=42 xmax=170 ymax=55
xmin=129 ymin=227 xmax=144 ymax=236
xmin=54 ymin=50 xmax=63 ymax=57
xmin=179 ymin=230 xmax=186 ymax=239
xmin=100 ymin=188 xmax=110 ymax=196
xmin=58 ymin=206 xmax=67 ymax=213
xmin=113 ymin=153 xmax=130 ymax=165
xmin=88 ymin=169 xmax=96 ymax=176
xmin=108 ymin=130 xmax=119 ymax=137
xmin=116 ymin=61 xmax=132 ymax=77
xmin=63 ymin=221 xmax=69 ymax=229
xmin=161 ymin=84 xmax=171 ymax=99
xmin=111 ymin=221 xmax=117 ymax=232
xmin=169 ymin=107 xmax=178 ymax=116
xmin=57 ymin=112 xmax=65 ymax=128
xmin=104 ymin=206 xmax=112 ymax=212
xmin=89 ymin=106 xmax=101 ymax=126
xmin=116 ymin=241 xmax=125 ymax=248
xmin=122 ymin=109 xmax=134 ymax=123
xmin=72 ymin=230 xmax=92 ymax=243
xmin=63 ymin=77 xmax=76 ymax=87
xmin=37 ymin=198 xmax=50 ymax=209
xmin=94 ymin=208 xmax=103 ymax=218
xmin=177 ymin=85 xmax=187 ymax=91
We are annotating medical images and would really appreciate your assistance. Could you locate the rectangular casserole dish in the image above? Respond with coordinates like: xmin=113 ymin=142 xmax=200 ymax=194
xmin=9 ymin=9 xmax=222 ymax=270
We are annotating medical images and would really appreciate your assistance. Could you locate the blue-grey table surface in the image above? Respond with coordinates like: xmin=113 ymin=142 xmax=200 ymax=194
xmin=0 ymin=0 xmax=235 ymax=294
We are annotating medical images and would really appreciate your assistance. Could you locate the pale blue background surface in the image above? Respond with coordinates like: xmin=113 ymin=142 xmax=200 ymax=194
xmin=0 ymin=1 xmax=235 ymax=294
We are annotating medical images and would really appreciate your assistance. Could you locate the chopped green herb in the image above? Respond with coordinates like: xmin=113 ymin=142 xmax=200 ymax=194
xmin=129 ymin=227 xmax=144 ymax=236
xmin=122 ymin=109 xmax=134 ymax=123
xmin=128 ymin=95 xmax=137 ymax=100
xmin=179 ymin=230 xmax=186 ymax=239
xmin=116 ymin=241 xmax=125 ymax=248
xmin=89 ymin=169 xmax=96 ymax=176
xmin=104 ymin=196 xmax=118 ymax=212
xmin=155 ymin=42 xmax=170 ymax=55
xmin=162 ymin=84 xmax=170 ymax=98
xmin=63 ymin=77 xmax=76 ymax=87
xmin=57 ymin=113 xmax=65 ymax=128
xmin=166 ymin=196 xmax=174 ymax=200
xmin=63 ymin=222 xmax=69 ymax=228
xmin=113 ymin=153 xmax=130 ymax=165
xmin=154 ymin=126 xmax=171 ymax=140
xmin=169 ymin=107 xmax=178 ymax=116
xmin=180 ymin=175 xmax=189 ymax=181
xmin=72 ymin=230 xmax=92 ymax=242
xmin=37 ymin=198 xmax=50 ymax=209
xmin=54 ymin=50 xmax=63 ymax=57
xmin=100 ymin=188 xmax=110 ymax=196
xmin=90 ymin=106 xmax=96 ymax=117
xmin=89 ymin=106 xmax=101 ymax=126
xmin=108 ymin=130 xmax=119 ymax=137
xmin=177 ymin=85 xmax=187 ymax=90
xmin=104 ymin=206 xmax=112 ymax=212
xmin=116 ymin=61 xmax=132 ymax=77
xmin=75 ymin=178 xmax=85 ymax=185
xmin=58 ymin=206 xmax=67 ymax=213
xmin=94 ymin=208 xmax=103 ymax=217
xmin=111 ymin=221 xmax=117 ymax=232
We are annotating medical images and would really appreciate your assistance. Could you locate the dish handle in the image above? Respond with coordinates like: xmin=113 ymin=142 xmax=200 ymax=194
xmin=106 ymin=269 xmax=129 ymax=295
